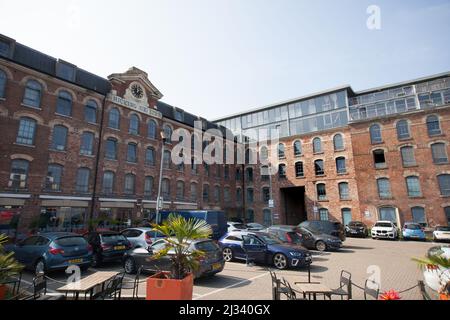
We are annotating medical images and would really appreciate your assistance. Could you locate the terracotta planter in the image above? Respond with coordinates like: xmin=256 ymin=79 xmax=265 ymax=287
xmin=0 ymin=284 xmax=6 ymax=300
xmin=146 ymin=272 xmax=193 ymax=300
xmin=440 ymin=293 xmax=449 ymax=301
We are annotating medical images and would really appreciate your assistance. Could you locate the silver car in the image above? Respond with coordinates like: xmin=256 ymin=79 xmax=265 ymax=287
xmin=121 ymin=228 xmax=165 ymax=249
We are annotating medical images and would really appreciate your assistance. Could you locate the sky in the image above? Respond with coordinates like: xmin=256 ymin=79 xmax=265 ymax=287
xmin=0 ymin=0 xmax=449 ymax=120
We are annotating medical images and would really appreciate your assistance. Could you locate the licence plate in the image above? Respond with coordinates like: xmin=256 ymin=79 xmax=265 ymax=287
xmin=114 ymin=245 xmax=126 ymax=250
xmin=212 ymin=263 xmax=222 ymax=270
xmin=68 ymin=259 xmax=83 ymax=264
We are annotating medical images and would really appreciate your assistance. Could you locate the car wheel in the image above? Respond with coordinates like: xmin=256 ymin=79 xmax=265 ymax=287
xmin=92 ymin=253 xmax=102 ymax=268
xmin=34 ymin=259 xmax=46 ymax=275
xmin=124 ymin=257 xmax=137 ymax=274
xmin=273 ymin=253 xmax=288 ymax=270
xmin=222 ymin=248 xmax=233 ymax=262
xmin=315 ymin=241 xmax=327 ymax=252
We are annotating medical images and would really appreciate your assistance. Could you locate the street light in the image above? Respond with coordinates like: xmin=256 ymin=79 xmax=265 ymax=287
xmin=155 ymin=130 xmax=168 ymax=225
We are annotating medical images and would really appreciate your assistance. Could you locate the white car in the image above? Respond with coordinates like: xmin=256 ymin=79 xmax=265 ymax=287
xmin=433 ymin=226 xmax=450 ymax=242
xmin=227 ymin=222 xmax=248 ymax=233
xmin=371 ymin=221 xmax=399 ymax=240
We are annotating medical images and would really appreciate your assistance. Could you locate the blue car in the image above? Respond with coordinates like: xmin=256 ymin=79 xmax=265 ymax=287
xmin=6 ymin=232 xmax=93 ymax=274
xmin=402 ymin=223 xmax=427 ymax=241
xmin=218 ymin=231 xmax=312 ymax=270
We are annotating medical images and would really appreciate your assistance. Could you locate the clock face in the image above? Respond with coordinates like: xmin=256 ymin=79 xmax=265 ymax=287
xmin=131 ymin=84 xmax=144 ymax=99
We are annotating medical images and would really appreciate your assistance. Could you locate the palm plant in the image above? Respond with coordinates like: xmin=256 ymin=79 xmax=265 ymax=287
xmin=413 ymin=250 xmax=450 ymax=295
xmin=0 ymin=234 xmax=23 ymax=284
xmin=150 ymin=214 xmax=212 ymax=280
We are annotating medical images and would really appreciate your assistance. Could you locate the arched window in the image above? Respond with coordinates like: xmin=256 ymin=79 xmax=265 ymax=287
xmin=84 ymin=99 xmax=97 ymax=123
xmin=102 ymin=171 xmax=115 ymax=194
xmin=144 ymin=176 xmax=154 ymax=197
xmin=127 ymin=143 xmax=137 ymax=163
xmin=295 ymin=162 xmax=304 ymax=178
xmin=163 ymin=150 xmax=171 ymax=169
xmin=0 ymin=70 xmax=6 ymax=98
xmin=51 ymin=125 xmax=68 ymax=151
xmin=293 ymin=140 xmax=302 ymax=156
xmin=336 ymin=157 xmax=346 ymax=174
xmin=129 ymin=114 xmax=139 ymax=135
xmin=56 ymin=90 xmax=73 ymax=116
xmin=400 ymin=146 xmax=416 ymax=167
xmin=373 ymin=149 xmax=386 ymax=168
xmin=263 ymin=209 xmax=271 ymax=226
xmin=339 ymin=182 xmax=350 ymax=200
xmin=214 ymin=186 xmax=221 ymax=203
xmin=162 ymin=178 xmax=171 ymax=199
xmin=396 ymin=120 xmax=410 ymax=140
xmin=46 ymin=164 xmax=63 ymax=191
xmin=16 ymin=117 xmax=37 ymax=146
xmin=224 ymin=187 xmax=231 ymax=202
xmin=377 ymin=178 xmax=391 ymax=199
xmin=431 ymin=143 xmax=448 ymax=164
xmin=202 ymin=184 xmax=209 ymax=202
xmin=246 ymin=168 xmax=253 ymax=182
xmin=246 ymin=188 xmax=254 ymax=204
xmin=75 ymin=168 xmax=90 ymax=193
xmin=148 ymin=120 xmax=157 ymax=139
xmin=236 ymin=188 xmax=242 ymax=204
xmin=124 ymin=173 xmax=136 ymax=195
xmin=369 ymin=124 xmax=382 ymax=144
xmin=246 ymin=209 xmax=255 ymax=223
xmin=437 ymin=174 xmax=450 ymax=196
xmin=333 ymin=134 xmax=344 ymax=151
xmin=278 ymin=143 xmax=285 ymax=159
xmin=278 ymin=164 xmax=287 ymax=178
xmin=316 ymin=183 xmax=327 ymax=201
xmin=145 ymin=147 xmax=155 ymax=166
xmin=378 ymin=207 xmax=397 ymax=224
xmin=260 ymin=146 xmax=269 ymax=162
xmin=176 ymin=181 xmax=185 ymax=201
xmin=341 ymin=208 xmax=352 ymax=226
xmin=411 ymin=207 xmax=426 ymax=224
xmin=314 ymin=159 xmax=325 ymax=176
xmin=406 ymin=176 xmax=421 ymax=197
xmin=163 ymin=124 xmax=172 ymax=143
xmin=23 ymin=80 xmax=42 ymax=108
xmin=319 ymin=208 xmax=329 ymax=221
xmin=426 ymin=115 xmax=441 ymax=136
xmin=105 ymin=138 xmax=118 ymax=160
xmin=108 ymin=108 xmax=120 ymax=129
xmin=190 ymin=183 xmax=198 ymax=202
xmin=313 ymin=138 xmax=322 ymax=153
xmin=80 ymin=132 xmax=95 ymax=156
xmin=9 ymin=159 xmax=29 ymax=189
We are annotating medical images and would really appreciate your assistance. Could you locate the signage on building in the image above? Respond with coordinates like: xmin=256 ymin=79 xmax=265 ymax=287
xmin=109 ymin=94 xmax=162 ymax=119
xmin=364 ymin=210 xmax=371 ymax=218
xmin=268 ymin=199 xmax=275 ymax=208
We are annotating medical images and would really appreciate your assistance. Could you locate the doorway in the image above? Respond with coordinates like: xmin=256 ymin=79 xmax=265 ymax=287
xmin=280 ymin=187 xmax=307 ymax=225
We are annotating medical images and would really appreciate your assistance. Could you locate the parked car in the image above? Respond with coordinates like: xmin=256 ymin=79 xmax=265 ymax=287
xmin=296 ymin=227 xmax=343 ymax=252
xmin=246 ymin=223 xmax=266 ymax=231
xmin=218 ymin=231 xmax=312 ymax=270
xmin=5 ymin=232 xmax=92 ymax=274
xmin=227 ymin=222 xmax=248 ymax=233
xmin=371 ymin=221 xmax=399 ymax=240
xmin=121 ymin=228 xmax=166 ymax=249
xmin=402 ymin=223 xmax=427 ymax=241
xmin=83 ymin=231 xmax=132 ymax=267
xmin=298 ymin=220 xmax=346 ymax=242
xmin=433 ymin=226 xmax=450 ymax=242
xmin=122 ymin=238 xmax=225 ymax=278
xmin=266 ymin=225 xmax=304 ymax=245
xmin=345 ymin=221 xmax=368 ymax=238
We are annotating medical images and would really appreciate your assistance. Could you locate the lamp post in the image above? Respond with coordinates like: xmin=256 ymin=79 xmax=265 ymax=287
xmin=155 ymin=130 xmax=167 ymax=225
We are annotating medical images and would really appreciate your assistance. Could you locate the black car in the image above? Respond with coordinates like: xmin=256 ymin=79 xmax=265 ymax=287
xmin=296 ymin=227 xmax=343 ymax=252
xmin=83 ymin=231 xmax=132 ymax=267
xmin=266 ymin=225 xmax=305 ymax=245
xmin=299 ymin=220 xmax=346 ymax=242
xmin=345 ymin=221 xmax=368 ymax=238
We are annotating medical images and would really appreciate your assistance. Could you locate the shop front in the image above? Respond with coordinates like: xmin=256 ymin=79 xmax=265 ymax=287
xmin=98 ymin=198 xmax=138 ymax=231
xmin=0 ymin=193 xmax=30 ymax=240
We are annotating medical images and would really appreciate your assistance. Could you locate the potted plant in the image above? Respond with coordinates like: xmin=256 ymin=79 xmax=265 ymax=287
xmin=146 ymin=213 xmax=212 ymax=300
xmin=379 ymin=290 xmax=401 ymax=300
xmin=0 ymin=234 xmax=24 ymax=300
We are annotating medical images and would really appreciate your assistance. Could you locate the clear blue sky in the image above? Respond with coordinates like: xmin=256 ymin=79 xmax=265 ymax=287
xmin=1 ymin=0 xmax=449 ymax=119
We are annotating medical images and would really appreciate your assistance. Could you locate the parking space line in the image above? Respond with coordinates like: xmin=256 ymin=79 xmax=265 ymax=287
xmin=193 ymin=272 xmax=269 ymax=300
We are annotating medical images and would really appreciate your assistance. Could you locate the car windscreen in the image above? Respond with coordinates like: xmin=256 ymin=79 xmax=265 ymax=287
xmin=288 ymin=232 xmax=303 ymax=244
xmin=257 ymin=234 xmax=283 ymax=245
xmin=146 ymin=231 xmax=165 ymax=238
xmin=436 ymin=227 xmax=450 ymax=231
xmin=405 ymin=224 xmax=421 ymax=230
xmin=233 ymin=224 xmax=247 ymax=230
xmin=350 ymin=222 xmax=364 ymax=227
xmin=194 ymin=241 xmax=219 ymax=252
xmin=375 ymin=223 xmax=393 ymax=228
xmin=101 ymin=234 xmax=127 ymax=243
xmin=54 ymin=236 xmax=87 ymax=247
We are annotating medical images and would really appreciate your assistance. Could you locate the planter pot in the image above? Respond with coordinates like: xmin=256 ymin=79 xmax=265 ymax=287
xmin=146 ymin=272 xmax=193 ymax=300
xmin=440 ymin=293 xmax=449 ymax=301
xmin=423 ymin=268 xmax=450 ymax=293
xmin=0 ymin=284 xmax=6 ymax=300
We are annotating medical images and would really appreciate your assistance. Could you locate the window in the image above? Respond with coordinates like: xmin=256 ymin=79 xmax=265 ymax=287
xmin=144 ymin=176 xmax=154 ymax=197
xmin=191 ymin=158 xmax=198 ymax=175
xmin=295 ymin=162 xmax=304 ymax=178
xmin=373 ymin=149 xmax=386 ymax=169
xmin=0 ymin=40 xmax=10 ymax=57
xmin=0 ymin=70 xmax=6 ymax=98
xmin=313 ymin=138 xmax=322 ymax=153
xmin=129 ymin=114 xmax=139 ymax=135
xmin=174 ymin=109 xmax=184 ymax=122
xmin=23 ymin=80 xmax=42 ymax=108
xmin=333 ymin=134 xmax=344 ymax=151
xmin=426 ymin=115 xmax=441 ymax=136
xmin=438 ymin=174 xmax=450 ymax=196
xmin=148 ymin=120 xmax=157 ymax=139
xmin=102 ymin=171 xmax=115 ymax=194
xmin=56 ymin=91 xmax=72 ymax=116
xmin=56 ymin=62 xmax=76 ymax=81
xmin=204 ymin=163 xmax=209 ymax=176
xmin=236 ymin=188 xmax=242 ymax=204
xmin=342 ymin=208 xmax=352 ymax=226
xmin=145 ymin=147 xmax=155 ymax=166
xmin=261 ymin=166 xmax=269 ymax=181
xmin=293 ymin=140 xmax=302 ymax=156
xmin=396 ymin=120 xmax=410 ymax=140
xmin=75 ymin=168 xmax=90 ymax=193
xmin=16 ymin=117 xmax=36 ymax=145
xmin=80 ymin=132 xmax=94 ymax=156
xmin=190 ymin=183 xmax=198 ymax=202
xmin=163 ymin=150 xmax=171 ymax=169
xmin=214 ymin=186 xmax=220 ymax=203
xmin=224 ymin=166 xmax=229 ymax=180
xmin=319 ymin=208 xmax=329 ymax=221
xmin=336 ymin=157 xmax=346 ymax=174
xmin=278 ymin=143 xmax=285 ymax=159
xmin=108 ymin=108 xmax=120 ymax=129
xmin=263 ymin=209 xmax=271 ymax=226
xmin=105 ymin=138 xmax=117 ymax=160
xmin=246 ymin=209 xmax=255 ymax=223
xmin=51 ymin=125 xmax=68 ymax=151
xmin=163 ymin=124 xmax=172 ymax=143
xmin=246 ymin=168 xmax=253 ymax=182
xmin=45 ymin=164 xmax=63 ymax=191
xmin=262 ymin=187 xmax=270 ymax=203
xmin=411 ymin=207 xmax=426 ymax=224
xmin=203 ymin=184 xmax=209 ymax=202
xmin=247 ymin=188 xmax=254 ymax=204
xmin=401 ymin=146 xmax=416 ymax=167
xmin=406 ymin=176 xmax=422 ymax=197
xmin=369 ymin=124 xmax=382 ymax=144
xmin=124 ymin=174 xmax=135 ymax=195
xmin=279 ymin=164 xmax=287 ymax=178
xmin=316 ymin=184 xmax=327 ymax=201
xmin=445 ymin=207 xmax=450 ymax=224
xmin=224 ymin=187 xmax=231 ymax=202
xmin=431 ymin=143 xmax=448 ymax=164
xmin=379 ymin=207 xmax=397 ymax=223
xmin=127 ymin=143 xmax=137 ymax=163
xmin=377 ymin=178 xmax=392 ymax=199
xmin=314 ymin=160 xmax=325 ymax=176
xmin=339 ymin=182 xmax=350 ymax=200
xmin=162 ymin=179 xmax=171 ymax=199
xmin=236 ymin=168 xmax=242 ymax=181
xmin=84 ymin=100 xmax=97 ymax=123
xmin=176 ymin=181 xmax=185 ymax=201
xmin=9 ymin=160 xmax=29 ymax=189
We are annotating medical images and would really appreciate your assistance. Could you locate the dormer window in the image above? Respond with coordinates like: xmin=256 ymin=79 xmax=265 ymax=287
xmin=56 ymin=60 xmax=76 ymax=82
xmin=0 ymin=38 xmax=13 ymax=58
xmin=174 ymin=109 xmax=184 ymax=122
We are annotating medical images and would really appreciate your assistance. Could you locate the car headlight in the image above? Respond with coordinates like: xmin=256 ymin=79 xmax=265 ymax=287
xmin=289 ymin=251 xmax=304 ymax=257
